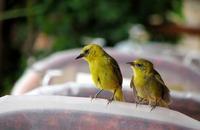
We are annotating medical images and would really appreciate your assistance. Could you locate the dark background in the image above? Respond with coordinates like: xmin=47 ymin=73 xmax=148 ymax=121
xmin=0 ymin=0 xmax=183 ymax=95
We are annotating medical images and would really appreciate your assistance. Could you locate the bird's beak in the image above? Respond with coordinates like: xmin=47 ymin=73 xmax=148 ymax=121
xmin=126 ymin=62 xmax=134 ymax=66
xmin=75 ymin=53 xmax=84 ymax=60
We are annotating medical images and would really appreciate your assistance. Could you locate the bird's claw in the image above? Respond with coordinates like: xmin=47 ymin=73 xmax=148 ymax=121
xmin=90 ymin=95 xmax=97 ymax=102
xmin=107 ymin=98 xmax=114 ymax=105
xmin=135 ymin=101 xmax=139 ymax=108
xmin=135 ymin=98 xmax=141 ymax=108
xmin=150 ymin=105 xmax=156 ymax=111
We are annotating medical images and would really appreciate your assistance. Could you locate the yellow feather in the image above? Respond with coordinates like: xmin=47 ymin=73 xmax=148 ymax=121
xmin=128 ymin=58 xmax=170 ymax=109
xmin=76 ymin=44 xmax=124 ymax=102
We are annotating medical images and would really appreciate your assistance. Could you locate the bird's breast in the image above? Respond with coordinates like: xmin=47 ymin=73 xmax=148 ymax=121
xmin=88 ymin=59 xmax=119 ymax=90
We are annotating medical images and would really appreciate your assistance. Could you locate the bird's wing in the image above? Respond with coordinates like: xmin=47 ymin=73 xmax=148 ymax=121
xmin=154 ymin=70 xmax=165 ymax=86
xmin=153 ymin=70 xmax=170 ymax=103
xmin=107 ymin=55 xmax=123 ymax=86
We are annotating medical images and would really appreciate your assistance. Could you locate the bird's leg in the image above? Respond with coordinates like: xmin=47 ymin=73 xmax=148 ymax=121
xmin=135 ymin=96 xmax=145 ymax=107
xmin=135 ymin=96 xmax=140 ymax=107
xmin=150 ymin=99 xmax=157 ymax=111
xmin=91 ymin=89 xmax=103 ymax=101
xmin=107 ymin=89 xmax=116 ymax=104
xmin=133 ymin=91 xmax=139 ymax=107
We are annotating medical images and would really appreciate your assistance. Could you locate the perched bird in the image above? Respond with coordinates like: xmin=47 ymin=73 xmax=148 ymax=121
xmin=75 ymin=44 xmax=124 ymax=102
xmin=127 ymin=58 xmax=170 ymax=110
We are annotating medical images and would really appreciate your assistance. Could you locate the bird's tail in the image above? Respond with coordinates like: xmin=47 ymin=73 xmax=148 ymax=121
xmin=114 ymin=88 xmax=124 ymax=101
xmin=161 ymin=87 xmax=171 ymax=107
xmin=160 ymin=86 xmax=171 ymax=107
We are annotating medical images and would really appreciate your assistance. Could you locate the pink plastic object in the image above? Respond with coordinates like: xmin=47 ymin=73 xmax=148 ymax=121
xmin=12 ymin=48 xmax=200 ymax=95
xmin=0 ymin=96 xmax=199 ymax=130
xmin=25 ymin=83 xmax=200 ymax=121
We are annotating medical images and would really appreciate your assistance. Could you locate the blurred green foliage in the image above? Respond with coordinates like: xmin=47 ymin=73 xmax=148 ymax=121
xmin=1 ymin=0 xmax=183 ymax=50
xmin=0 ymin=0 xmax=183 ymax=95
xmin=26 ymin=0 xmax=183 ymax=51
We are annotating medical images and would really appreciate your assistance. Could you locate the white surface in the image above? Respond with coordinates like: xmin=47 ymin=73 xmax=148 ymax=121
xmin=25 ymin=81 xmax=200 ymax=104
xmin=0 ymin=95 xmax=199 ymax=129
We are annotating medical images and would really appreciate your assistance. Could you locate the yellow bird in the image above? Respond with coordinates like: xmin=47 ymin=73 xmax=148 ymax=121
xmin=127 ymin=58 xmax=170 ymax=110
xmin=76 ymin=44 xmax=124 ymax=102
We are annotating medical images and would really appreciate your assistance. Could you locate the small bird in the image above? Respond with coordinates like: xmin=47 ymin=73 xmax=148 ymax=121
xmin=76 ymin=44 xmax=124 ymax=103
xmin=127 ymin=58 xmax=170 ymax=110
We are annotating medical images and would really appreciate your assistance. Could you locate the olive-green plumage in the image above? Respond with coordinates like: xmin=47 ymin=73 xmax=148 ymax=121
xmin=128 ymin=58 xmax=170 ymax=109
xmin=76 ymin=44 xmax=124 ymax=102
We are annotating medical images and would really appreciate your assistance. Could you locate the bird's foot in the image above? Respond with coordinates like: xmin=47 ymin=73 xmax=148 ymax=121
xmin=107 ymin=97 xmax=114 ymax=105
xmin=135 ymin=101 xmax=139 ymax=108
xmin=90 ymin=89 xmax=103 ymax=102
xmin=150 ymin=104 xmax=156 ymax=111
xmin=90 ymin=95 xmax=97 ymax=102
xmin=135 ymin=97 xmax=143 ymax=108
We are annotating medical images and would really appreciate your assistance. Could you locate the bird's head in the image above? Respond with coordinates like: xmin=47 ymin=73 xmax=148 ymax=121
xmin=127 ymin=58 xmax=154 ymax=74
xmin=75 ymin=44 xmax=105 ymax=62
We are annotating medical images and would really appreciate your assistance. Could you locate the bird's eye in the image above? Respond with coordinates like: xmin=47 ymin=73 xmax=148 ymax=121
xmin=135 ymin=63 xmax=142 ymax=68
xmin=84 ymin=49 xmax=89 ymax=54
